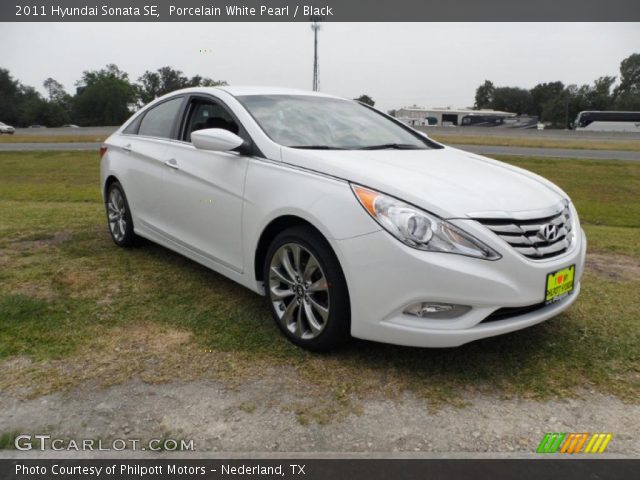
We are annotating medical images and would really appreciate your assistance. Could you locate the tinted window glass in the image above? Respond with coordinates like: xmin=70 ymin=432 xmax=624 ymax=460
xmin=138 ymin=97 xmax=183 ymax=138
xmin=185 ymin=100 xmax=239 ymax=141
xmin=123 ymin=115 xmax=142 ymax=134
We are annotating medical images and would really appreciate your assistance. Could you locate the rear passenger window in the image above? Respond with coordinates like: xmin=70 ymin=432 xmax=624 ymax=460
xmin=138 ymin=97 xmax=183 ymax=139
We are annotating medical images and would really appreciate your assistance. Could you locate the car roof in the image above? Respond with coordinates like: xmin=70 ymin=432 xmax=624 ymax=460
xmin=176 ymin=86 xmax=345 ymax=100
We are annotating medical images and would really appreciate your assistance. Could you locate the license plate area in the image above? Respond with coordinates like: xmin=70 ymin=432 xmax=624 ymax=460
xmin=545 ymin=265 xmax=575 ymax=304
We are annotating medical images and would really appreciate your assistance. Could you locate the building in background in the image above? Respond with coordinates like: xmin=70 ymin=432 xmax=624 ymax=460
xmin=395 ymin=107 xmax=538 ymax=129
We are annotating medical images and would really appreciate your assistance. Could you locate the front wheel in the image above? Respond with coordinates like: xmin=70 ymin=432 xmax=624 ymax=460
xmin=264 ymin=226 xmax=351 ymax=351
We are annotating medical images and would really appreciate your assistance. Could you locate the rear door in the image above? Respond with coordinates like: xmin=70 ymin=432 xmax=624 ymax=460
xmin=115 ymin=96 xmax=185 ymax=233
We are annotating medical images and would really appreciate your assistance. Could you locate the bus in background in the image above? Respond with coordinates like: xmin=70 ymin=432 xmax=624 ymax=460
xmin=573 ymin=111 xmax=640 ymax=132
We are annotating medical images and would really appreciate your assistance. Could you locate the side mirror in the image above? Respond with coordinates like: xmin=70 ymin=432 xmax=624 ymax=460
xmin=191 ymin=128 xmax=245 ymax=152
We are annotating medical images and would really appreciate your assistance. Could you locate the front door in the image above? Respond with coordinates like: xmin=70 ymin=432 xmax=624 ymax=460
xmin=160 ymin=97 xmax=249 ymax=272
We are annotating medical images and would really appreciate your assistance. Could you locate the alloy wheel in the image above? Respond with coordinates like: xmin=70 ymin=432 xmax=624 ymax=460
xmin=268 ymin=243 xmax=330 ymax=340
xmin=107 ymin=187 xmax=127 ymax=242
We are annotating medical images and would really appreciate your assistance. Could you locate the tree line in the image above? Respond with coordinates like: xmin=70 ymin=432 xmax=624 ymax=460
xmin=0 ymin=64 xmax=226 ymax=127
xmin=473 ymin=53 xmax=640 ymax=127
xmin=2 ymin=54 xmax=639 ymax=128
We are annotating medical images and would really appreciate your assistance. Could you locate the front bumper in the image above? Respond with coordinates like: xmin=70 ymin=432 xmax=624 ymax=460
xmin=334 ymin=223 xmax=587 ymax=348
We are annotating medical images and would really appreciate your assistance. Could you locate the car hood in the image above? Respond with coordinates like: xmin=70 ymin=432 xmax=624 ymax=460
xmin=280 ymin=146 xmax=566 ymax=219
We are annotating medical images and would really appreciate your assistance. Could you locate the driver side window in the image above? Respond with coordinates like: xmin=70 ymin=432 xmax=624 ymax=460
xmin=184 ymin=99 xmax=240 ymax=142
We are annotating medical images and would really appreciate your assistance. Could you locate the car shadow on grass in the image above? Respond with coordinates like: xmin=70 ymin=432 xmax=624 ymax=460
xmin=120 ymin=240 xmax=595 ymax=401
xmin=26 ymin=227 xmax=635 ymax=403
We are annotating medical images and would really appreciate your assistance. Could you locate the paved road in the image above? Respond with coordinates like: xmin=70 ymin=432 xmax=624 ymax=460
xmin=0 ymin=142 xmax=102 ymax=151
xmin=12 ymin=125 xmax=640 ymax=141
xmin=13 ymin=126 xmax=117 ymax=137
xmin=1 ymin=141 xmax=638 ymax=161
xmin=418 ymin=125 xmax=640 ymax=141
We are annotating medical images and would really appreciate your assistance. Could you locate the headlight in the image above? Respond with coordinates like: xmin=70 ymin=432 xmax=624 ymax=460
xmin=352 ymin=185 xmax=501 ymax=260
xmin=563 ymin=199 xmax=577 ymax=248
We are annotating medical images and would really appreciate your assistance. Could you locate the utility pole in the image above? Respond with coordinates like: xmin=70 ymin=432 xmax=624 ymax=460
xmin=311 ymin=17 xmax=322 ymax=91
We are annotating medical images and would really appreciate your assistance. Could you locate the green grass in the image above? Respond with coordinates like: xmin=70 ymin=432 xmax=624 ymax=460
xmin=0 ymin=151 xmax=639 ymax=413
xmin=0 ymin=431 xmax=20 ymax=450
xmin=431 ymin=134 xmax=640 ymax=152
xmin=0 ymin=151 xmax=100 ymax=203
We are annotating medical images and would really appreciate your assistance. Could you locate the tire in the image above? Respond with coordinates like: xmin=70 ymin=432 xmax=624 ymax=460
xmin=105 ymin=181 xmax=138 ymax=247
xmin=264 ymin=226 xmax=351 ymax=351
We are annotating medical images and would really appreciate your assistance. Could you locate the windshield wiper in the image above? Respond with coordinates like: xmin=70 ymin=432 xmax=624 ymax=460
xmin=358 ymin=143 xmax=424 ymax=150
xmin=289 ymin=145 xmax=347 ymax=150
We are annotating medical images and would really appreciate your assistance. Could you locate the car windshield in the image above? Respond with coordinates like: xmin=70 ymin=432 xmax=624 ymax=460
xmin=237 ymin=94 xmax=431 ymax=150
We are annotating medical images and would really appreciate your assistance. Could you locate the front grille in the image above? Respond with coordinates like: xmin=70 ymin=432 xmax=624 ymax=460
xmin=475 ymin=204 xmax=573 ymax=260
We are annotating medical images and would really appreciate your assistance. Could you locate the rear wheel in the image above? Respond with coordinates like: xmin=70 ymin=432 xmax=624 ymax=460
xmin=106 ymin=181 xmax=138 ymax=247
xmin=264 ymin=226 xmax=350 ymax=351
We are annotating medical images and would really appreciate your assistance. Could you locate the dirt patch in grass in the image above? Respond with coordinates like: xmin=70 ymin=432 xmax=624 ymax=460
xmin=0 ymin=321 xmax=289 ymax=398
xmin=586 ymin=252 xmax=640 ymax=282
xmin=14 ymin=231 xmax=73 ymax=248
xmin=0 ymin=322 xmax=365 ymax=424
xmin=2 ymin=356 xmax=34 ymax=370
xmin=3 ymin=281 xmax=60 ymax=304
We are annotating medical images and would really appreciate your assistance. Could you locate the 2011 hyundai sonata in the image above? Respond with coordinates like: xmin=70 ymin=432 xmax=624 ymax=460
xmin=100 ymin=87 xmax=586 ymax=351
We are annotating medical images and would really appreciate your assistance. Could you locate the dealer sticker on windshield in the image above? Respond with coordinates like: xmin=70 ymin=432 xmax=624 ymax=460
xmin=545 ymin=265 xmax=575 ymax=304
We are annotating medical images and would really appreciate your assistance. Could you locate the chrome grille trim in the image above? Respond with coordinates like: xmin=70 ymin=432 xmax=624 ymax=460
xmin=474 ymin=204 xmax=574 ymax=260
xmin=467 ymin=202 xmax=567 ymax=221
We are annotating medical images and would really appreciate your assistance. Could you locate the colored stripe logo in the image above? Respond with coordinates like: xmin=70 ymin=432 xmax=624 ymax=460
xmin=536 ymin=433 xmax=612 ymax=454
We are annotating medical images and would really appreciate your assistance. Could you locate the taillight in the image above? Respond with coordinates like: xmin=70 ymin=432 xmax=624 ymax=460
xmin=99 ymin=145 xmax=107 ymax=158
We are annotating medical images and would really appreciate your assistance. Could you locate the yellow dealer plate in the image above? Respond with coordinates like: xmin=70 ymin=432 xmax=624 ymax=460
xmin=545 ymin=265 xmax=575 ymax=304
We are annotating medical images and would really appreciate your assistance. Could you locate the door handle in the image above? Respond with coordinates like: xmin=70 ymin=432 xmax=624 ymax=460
xmin=164 ymin=158 xmax=179 ymax=170
xmin=122 ymin=144 xmax=132 ymax=153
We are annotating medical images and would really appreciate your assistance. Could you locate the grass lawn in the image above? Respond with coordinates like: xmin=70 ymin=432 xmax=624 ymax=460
xmin=1 ymin=151 xmax=638 ymax=419
xmin=429 ymin=135 xmax=640 ymax=152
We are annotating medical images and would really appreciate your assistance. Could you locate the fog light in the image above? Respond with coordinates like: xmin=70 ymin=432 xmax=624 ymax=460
xmin=403 ymin=302 xmax=471 ymax=319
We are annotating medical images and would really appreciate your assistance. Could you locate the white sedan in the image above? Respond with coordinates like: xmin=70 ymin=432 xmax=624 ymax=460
xmin=100 ymin=87 xmax=586 ymax=351
xmin=0 ymin=122 xmax=15 ymax=134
